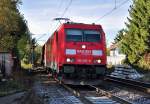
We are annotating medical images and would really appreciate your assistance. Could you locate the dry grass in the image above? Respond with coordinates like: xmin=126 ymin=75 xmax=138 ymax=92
xmin=21 ymin=62 xmax=32 ymax=69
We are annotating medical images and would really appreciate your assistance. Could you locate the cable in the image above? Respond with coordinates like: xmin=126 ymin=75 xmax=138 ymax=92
xmin=52 ymin=0 xmax=73 ymax=34
xmin=60 ymin=0 xmax=73 ymax=18
xmin=51 ymin=0 xmax=73 ymax=30
xmin=115 ymin=0 xmax=117 ymax=9
xmin=54 ymin=0 xmax=64 ymax=17
xmin=36 ymin=0 xmax=73 ymax=42
xmin=51 ymin=0 xmax=73 ymax=29
xmin=94 ymin=0 xmax=130 ymax=23
xmin=36 ymin=34 xmax=47 ymax=40
xmin=36 ymin=0 xmax=64 ymax=41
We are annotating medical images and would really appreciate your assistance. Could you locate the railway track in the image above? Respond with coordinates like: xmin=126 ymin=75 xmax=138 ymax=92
xmin=105 ymin=75 xmax=150 ymax=94
xmin=31 ymin=72 xmax=150 ymax=104
xmin=59 ymin=79 xmax=150 ymax=104
xmin=34 ymin=74 xmax=84 ymax=104
xmin=97 ymin=83 xmax=150 ymax=104
xmin=61 ymin=82 xmax=131 ymax=104
xmin=95 ymin=77 xmax=150 ymax=104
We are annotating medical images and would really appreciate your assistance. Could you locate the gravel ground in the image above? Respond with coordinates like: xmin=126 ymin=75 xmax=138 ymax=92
xmin=139 ymin=72 xmax=150 ymax=83
xmin=110 ymin=87 xmax=150 ymax=104
xmin=24 ymin=74 xmax=84 ymax=104
xmin=1 ymin=72 xmax=149 ymax=104
xmin=0 ymin=92 xmax=25 ymax=104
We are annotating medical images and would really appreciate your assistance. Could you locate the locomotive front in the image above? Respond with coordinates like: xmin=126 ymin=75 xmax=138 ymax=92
xmin=61 ymin=23 xmax=106 ymax=84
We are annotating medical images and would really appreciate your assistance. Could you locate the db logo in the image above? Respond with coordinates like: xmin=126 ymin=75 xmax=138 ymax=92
xmin=77 ymin=50 xmax=92 ymax=55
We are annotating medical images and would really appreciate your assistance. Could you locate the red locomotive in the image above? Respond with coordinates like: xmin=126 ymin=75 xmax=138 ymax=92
xmin=42 ymin=22 xmax=107 ymax=85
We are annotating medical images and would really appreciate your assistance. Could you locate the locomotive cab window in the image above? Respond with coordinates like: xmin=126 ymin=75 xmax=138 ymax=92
xmin=66 ymin=29 xmax=101 ymax=42
xmin=66 ymin=29 xmax=82 ymax=42
xmin=83 ymin=30 xmax=100 ymax=42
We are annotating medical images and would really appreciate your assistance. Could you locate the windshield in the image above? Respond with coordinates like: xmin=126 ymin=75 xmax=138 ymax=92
xmin=66 ymin=29 xmax=82 ymax=42
xmin=84 ymin=30 xmax=100 ymax=42
xmin=66 ymin=29 xmax=101 ymax=42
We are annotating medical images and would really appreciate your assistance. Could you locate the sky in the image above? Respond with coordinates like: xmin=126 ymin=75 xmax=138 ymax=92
xmin=19 ymin=0 xmax=132 ymax=47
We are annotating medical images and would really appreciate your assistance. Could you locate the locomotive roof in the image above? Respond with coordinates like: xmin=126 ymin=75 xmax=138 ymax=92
xmin=63 ymin=22 xmax=101 ymax=26
xmin=57 ymin=22 xmax=102 ymax=30
xmin=44 ymin=22 xmax=102 ymax=45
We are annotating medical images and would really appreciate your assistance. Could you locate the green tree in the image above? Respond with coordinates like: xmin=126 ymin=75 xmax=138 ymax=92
xmin=17 ymin=33 xmax=30 ymax=60
xmin=0 ymin=0 xmax=30 ymax=69
xmin=114 ymin=29 xmax=126 ymax=44
xmin=30 ymin=38 xmax=42 ymax=66
xmin=106 ymin=48 xmax=110 ymax=56
xmin=0 ymin=0 xmax=17 ymax=50
xmin=34 ymin=45 xmax=42 ymax=65
xmin=118 ymin=0 xmax=150 ymax=69
xmin=0 ymin=0 xmax=28 ymax=51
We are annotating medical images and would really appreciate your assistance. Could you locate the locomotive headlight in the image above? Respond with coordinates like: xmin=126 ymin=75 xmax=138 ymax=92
xmin=66 ymin=58 xmax=71 ymax=62
xmin=66 ymin=58 xmax=75 ymax=62
xmin=94 ymin=59 xmax=101 ymax=63
xmin=82 ymin=45 xmax=86 ymax=49
xmin=97 ymin=59 xmax=101 ymax=63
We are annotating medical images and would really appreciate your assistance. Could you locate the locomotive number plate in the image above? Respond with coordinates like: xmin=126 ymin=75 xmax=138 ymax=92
xmin=76 ymin=50 xmax=92 ymax=55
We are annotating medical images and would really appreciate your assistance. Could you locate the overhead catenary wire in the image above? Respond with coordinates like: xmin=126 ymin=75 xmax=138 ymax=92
xmin=36 ymin=0 xmax=64 ymax=41
xmin=54 ymin=0 xmax=64 ymax=17
xmin=94 ymin=0 xmax=130 ymax=23
xmin=36 ymin=33 xmax=47 ymax=40
xmin=37 ymin=0 xmax=129 ymax=42
xmin=36 ymin=0 xmax=73 ymax=41
xmin=115 ymin=0 xmax=117 ymax=9
xmin=47 ymin=0 xmax=64 ymax=33
xmin=47 ymin=0 xmax=73 ymax=39
xmin=52 ymin=0 xmax=73 ymax=31
xmin=60 ymin=0 xmax=73 ymax=18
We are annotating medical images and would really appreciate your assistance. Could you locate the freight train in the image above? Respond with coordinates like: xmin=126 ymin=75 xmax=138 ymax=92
xmin=42 ymin=22 xmax=107 ymax=85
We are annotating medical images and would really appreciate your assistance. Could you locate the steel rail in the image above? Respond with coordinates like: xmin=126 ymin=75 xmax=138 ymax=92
xmin=105 ymin=76 xmax=150 ymax=94
xmin=60 ymin=82 xmax=93 ymax=104
xmin=89 ymin=85 xmax=132 ymax=104
xmin=54 ymin=79 xmax=92 ymax=103
xmin=57 ymin=79 xmax=132 ymax=104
